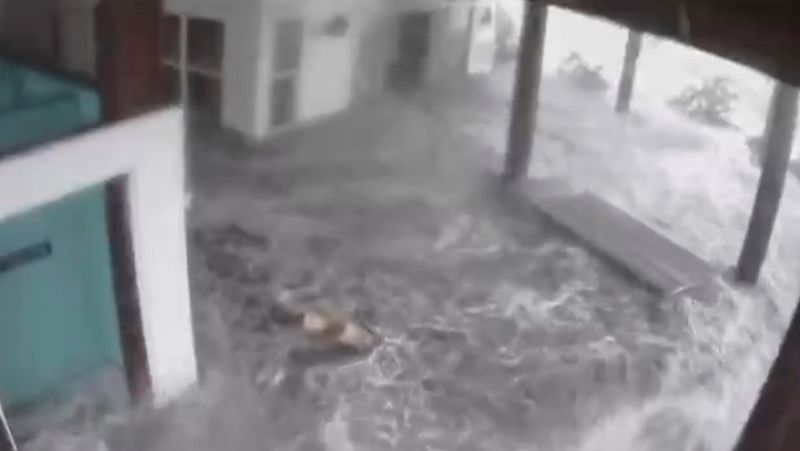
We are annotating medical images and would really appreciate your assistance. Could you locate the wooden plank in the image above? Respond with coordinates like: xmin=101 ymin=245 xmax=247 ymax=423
xmin=735 ymin=299 xmax=800 ymax=451
xmin=525 ymin=186 xmax=716 ymax=294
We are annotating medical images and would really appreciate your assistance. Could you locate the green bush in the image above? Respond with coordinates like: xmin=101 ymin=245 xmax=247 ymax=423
xmin=670 ymin=76 xmax=738 ymax=127
xmin=557 ymin=52 xmax=610 ymax=91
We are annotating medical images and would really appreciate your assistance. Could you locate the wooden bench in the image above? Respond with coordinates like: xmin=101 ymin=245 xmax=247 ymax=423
xmin=519 ymin=180 xmax=717 ymax=296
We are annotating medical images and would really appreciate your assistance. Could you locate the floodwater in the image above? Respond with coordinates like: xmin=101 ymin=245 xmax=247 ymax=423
xmin=78 ymin=62 xmax=795 ymax=451
xmin=18 ymin=7 xmax=800 ymax=451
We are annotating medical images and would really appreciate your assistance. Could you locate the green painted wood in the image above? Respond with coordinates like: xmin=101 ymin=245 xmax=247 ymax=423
xmin=0 ymin=188 xmax=123 ymax=407
xmin=0 ymin=61 xmax=122 ymax=409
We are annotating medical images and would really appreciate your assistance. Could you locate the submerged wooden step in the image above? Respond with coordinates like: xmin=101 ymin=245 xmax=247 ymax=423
xmin=521 ymin=181 xmax=717 ymax=295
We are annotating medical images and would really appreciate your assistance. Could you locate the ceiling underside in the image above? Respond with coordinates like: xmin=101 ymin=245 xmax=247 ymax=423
xmin=544 ymin=0 xmax=800 ymax=85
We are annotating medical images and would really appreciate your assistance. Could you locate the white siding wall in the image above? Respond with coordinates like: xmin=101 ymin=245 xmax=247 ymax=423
xmin=467 ymin=1 xmax=497 ymax=75
xmin=165 ymin=0 xmax=270 ymax=139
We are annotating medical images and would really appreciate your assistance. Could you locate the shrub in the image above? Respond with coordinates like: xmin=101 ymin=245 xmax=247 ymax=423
xmin=670 ymin=76 xmax=738 ymax=127
xmin=557 ymin=52 xmax=610 ymax=91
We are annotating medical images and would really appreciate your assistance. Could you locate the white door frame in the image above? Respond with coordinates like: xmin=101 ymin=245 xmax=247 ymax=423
xmin=0 ymin=108 xmax=198 ymax=419
xmin=0 ymin=401 xmax=15 ymax=451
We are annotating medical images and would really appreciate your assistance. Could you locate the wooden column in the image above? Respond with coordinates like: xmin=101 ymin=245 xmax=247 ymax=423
xmin=735 ymin=300 xmax=800 ymax=451
xmin=615 ymin=29 xmax=642 ymax=113
xmin=95 ymin=0 xmax=166 ymax=121
xmin=736 ymin=82 xmax=798 ymax=284
xmin=502 ymin=1 xmax=547 ymax=183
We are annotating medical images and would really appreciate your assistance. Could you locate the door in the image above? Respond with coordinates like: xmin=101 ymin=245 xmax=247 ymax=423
xmin=389 ymin=12 xmax=432 ymax=91
xmin=0 ymin=187 xmax=125 ymax=437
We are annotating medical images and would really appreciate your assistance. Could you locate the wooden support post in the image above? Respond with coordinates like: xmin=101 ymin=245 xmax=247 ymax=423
xmin=735 ymin=300 xmax=800 ymax=451
xmin=615 ymin=29 xmax=642 ymax=113
xmin=179 ymin=15 xmax=189 ymax=110
xmin=736 ymin=82 xmax=798 ymax=284
xmin=502 ymin=1 xmax=547 ymax=183
xmin=95 ymin=0 xmax=166 ymax=121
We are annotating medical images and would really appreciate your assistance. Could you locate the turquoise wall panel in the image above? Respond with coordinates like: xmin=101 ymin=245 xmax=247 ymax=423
xmin=0 ymin=188 xmax=123 ymax=407
xmin=0 ymin=61 xmax=123 ymax=409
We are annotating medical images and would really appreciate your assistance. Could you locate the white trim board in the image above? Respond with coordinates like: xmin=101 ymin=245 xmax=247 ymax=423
xmin=0 ymin=108 xmax=198 ymax=407
xmin=0 ymin=401 xmax=16 ymax=451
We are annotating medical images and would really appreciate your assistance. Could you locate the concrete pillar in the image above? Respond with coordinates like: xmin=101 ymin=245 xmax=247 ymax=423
xmin=736 ymin=82 xmax=798 ymax=284
xmin=502 ymin=0 xmax=547 ymax=183
xmin=615 ymin=29 xmax=642 ymax=114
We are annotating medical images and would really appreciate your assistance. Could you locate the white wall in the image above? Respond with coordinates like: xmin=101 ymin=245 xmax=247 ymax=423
xmin=164 ymin=0 xmax=387 ymax=139
xmin=427 ymin=4 xmax=475 ymax=82
xmin=467 ymin=1 xmax=496 ymax=75
xmin=223 ymin=5 xmax=272 ymax=139
xmin=165 ymin=0 xmax=270 ymax=139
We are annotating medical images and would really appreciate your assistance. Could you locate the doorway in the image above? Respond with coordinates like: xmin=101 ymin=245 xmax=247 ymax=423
xmin=388 ymin=11 xmax=432 ymax=92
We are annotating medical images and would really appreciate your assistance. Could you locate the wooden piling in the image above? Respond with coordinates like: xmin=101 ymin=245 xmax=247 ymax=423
xmin=615 ymin=30 xmax=643 ymax=113
xmin=735 ymin=300 xmax=800 ymax=451
xmin=502 ymin=1 xmax=547 ymax=183
xmin=736 ymin=82 xmax=798 ymax=284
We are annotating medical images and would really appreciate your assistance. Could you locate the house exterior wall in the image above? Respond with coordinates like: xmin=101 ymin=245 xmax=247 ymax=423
xmin=165 ymin=0 xmax=492 ymax=140
xmin=354 ymin=0 xmax=492 ymax=96
xmin=166 ymin=0 xmax=365 ymax=140
xmin=466 ymin=1 xmax=497 ymax=74
xmin=426 ymin=2 xmax=475 ymax=82
xmin=165 ymin=0 xmax=267 ymax=139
